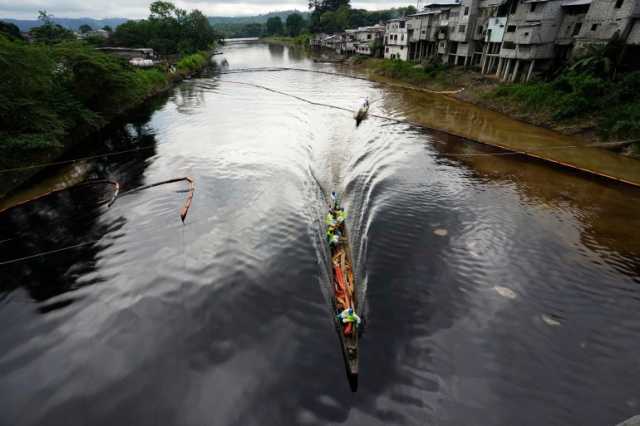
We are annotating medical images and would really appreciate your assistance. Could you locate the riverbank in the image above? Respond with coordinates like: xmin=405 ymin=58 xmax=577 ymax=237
xmin=261 ymin=35 xmax=310 ymax=48
xmin=347 ymin=56 xmax=640 ymax=158
xmin=0 ymin=42 xmax=212 ymax=198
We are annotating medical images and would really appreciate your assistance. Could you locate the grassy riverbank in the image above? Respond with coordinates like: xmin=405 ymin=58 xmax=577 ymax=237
xmin=351 ymin=56 xmax=640 ymax=156
xmin=0 ymin=37 xmax=211 ymax=196
xmin=261 ymin=34 xmax=311 ymax=48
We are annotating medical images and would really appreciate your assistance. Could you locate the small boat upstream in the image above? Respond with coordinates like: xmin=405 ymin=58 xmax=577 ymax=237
xmin=354 ymin=98 xmax=369 ymax=127
xmin=325 ymin=192 xmax=361 ymax=382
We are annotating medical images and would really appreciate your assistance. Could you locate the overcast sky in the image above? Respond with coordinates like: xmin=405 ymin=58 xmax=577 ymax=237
xmin=0 ymin=0 xmax=415 ymax=19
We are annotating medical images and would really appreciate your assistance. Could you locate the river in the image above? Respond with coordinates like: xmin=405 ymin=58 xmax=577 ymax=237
xmin=1 ymin=40 xmax=640 ymax=426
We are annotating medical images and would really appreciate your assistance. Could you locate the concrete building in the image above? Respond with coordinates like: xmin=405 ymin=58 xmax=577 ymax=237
xmin=354 ymin=24 xmax=385 ymax=56
xmin=474 ymin=0 xmax=509 ymax=71
xmin=556 ymin=0 xmax=592 ymax=60
xmin=407 ymin=10 xmax=440 ymax=61
xmin=384 ymin=17 xmax=409 ymax=60
xmin=575 ymin=0 xmax=640 ymax=47
xmin=445 ymin=0 xmax=481 ymax=65
xmin=496 ymin=0 xmax=566 ymax=82
xmin=336 ymin=30 xmax=357 ymax=54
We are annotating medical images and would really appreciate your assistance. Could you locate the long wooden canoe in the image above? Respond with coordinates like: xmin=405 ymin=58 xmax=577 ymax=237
xmin=327 ymin=197 xmax=359 ymax=376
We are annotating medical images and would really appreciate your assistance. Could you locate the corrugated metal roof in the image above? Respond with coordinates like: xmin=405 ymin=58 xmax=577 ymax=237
xmin=408 ymin=10 xmax=439 ymax=16
xmin=424 ymin=0 xmax=462 ymax=6
xmin=561 ymin=0 xmax=592 ymax=6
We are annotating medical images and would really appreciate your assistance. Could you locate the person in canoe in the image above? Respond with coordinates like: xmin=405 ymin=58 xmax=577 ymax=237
xmin=326 ymin=194 xmax=360 ymax=336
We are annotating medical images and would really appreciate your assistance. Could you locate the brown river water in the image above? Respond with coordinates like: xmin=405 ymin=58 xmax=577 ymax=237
xmin=1 ymin=40 xmax=640 ymax=426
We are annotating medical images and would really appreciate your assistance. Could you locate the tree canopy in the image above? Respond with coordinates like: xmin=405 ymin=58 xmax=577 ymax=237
xmin=30 ymin=10 xmax=75 ymax=44
xmin=286 ymin=13 xmax=305 ymax=36
xmin=79 ymin=24 xmax=92 ymax=33
xmin=307 ymin=0 xmax=417 ymax=33
xmin=265 ymin=16 xmax=284 ymax=35
xmin=111 ymin=1 xmax=219 ymax=55
xmin=0 ymin=21 xmax=22 ymax=40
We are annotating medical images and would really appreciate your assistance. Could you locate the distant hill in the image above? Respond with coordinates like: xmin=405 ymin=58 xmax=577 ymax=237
xmin=1 ymin=11 xmax=309 ymax=32
xmin=208 ymin=10 xmax=309 ymax=25
xmin=2 ymin=17 xmax=128 ymax=32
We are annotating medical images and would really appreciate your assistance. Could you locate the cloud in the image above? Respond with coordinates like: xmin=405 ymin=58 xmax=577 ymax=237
xmin=0 ymin=0 xmax=414 ymax=19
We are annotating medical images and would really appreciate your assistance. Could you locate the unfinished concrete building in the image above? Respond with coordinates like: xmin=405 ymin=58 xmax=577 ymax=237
xmin=576 ymin=0 xmax=640 ymax=48
xmin=354 ymin=24 xmax=385 ymax=56
xmin=495 ymin=0 xmax=566 ymax=81
xmin=556 ymin=0 xmax=591 ymax=60
xmin=445 ymin=0 xmax=481 ymax=65
xmin=474 ymin=0 xmax=509 ymax=72
xmin=407 ymin=10 xmax=440 ymax=61
xmin=384 ymin=18 xmax=409 ymax=60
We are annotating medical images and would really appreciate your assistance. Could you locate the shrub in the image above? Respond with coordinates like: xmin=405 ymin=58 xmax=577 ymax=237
xmin=176 ymin=52 xmax=207 ymax=73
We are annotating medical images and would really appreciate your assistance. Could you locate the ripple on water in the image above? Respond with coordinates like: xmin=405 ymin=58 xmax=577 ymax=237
xmin=2 ymin=42 xmax=640 ymax=426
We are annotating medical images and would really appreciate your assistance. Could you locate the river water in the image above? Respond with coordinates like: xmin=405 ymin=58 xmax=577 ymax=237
xmin=1 ymin=41 xmax=640 ymax=426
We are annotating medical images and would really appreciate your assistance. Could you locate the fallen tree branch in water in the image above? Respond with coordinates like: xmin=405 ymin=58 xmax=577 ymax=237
xmin=0 ymin=179 xmax=120 ymax=215
xmin=118 ymin=177 xmax=195 ymax=223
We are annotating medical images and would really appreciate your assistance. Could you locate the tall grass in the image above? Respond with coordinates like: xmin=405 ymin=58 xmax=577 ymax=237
xmin=486 ymin=71 xmax=640 ymax=140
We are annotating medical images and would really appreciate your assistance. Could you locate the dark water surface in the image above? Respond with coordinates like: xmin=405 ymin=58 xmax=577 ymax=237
xmin=2 ymin=41 xmax=640 ymax=426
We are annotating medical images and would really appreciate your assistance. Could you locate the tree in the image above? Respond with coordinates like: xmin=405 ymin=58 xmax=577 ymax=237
xmin=30 ymin=10 xmax=75 ymax=44
xmin=241 ymin=23 xmax=264 ymax=37
xmin=266 ymin=17 xmax=284 ymax=36
xmin=308 ymin=0 xmax=350 ymax=32
xmin=0 ymin=21 xmax=23 ymax=40
xmin=286 ymin=13 xmax=305 ymax=37
xmin=150 ymin=1 xmax=177 ymax=20
xmin=111 ymin=1 xmax=218 ymax=55
xmin=102 ymin=25 xmax=113 ymax=32
xmin=79 ymin=24 xmax=93 ymax=34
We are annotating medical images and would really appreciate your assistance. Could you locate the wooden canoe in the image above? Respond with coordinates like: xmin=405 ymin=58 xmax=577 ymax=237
xmin=328 ymin=208 xmax=359 ymax=376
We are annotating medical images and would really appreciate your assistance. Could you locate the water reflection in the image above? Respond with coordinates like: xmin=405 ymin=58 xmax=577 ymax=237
xmin=0 ymin=41 xmax=639 ymax=426
xmin=268 ymin=43 xmax=285 ymax=58
xmin=0 ymin=104 xmax=162 ymax=308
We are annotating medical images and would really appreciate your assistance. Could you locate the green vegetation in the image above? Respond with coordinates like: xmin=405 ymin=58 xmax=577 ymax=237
xmin=265 ymin=16 xmax=285 ymax=35
xmin=486 ymin=70 xmax=640 ymax=141
xmin=263 ymin=33 xmax=312 ymax=47
xmin=308 ymin=0 xmax=415 ymax=34
xmin=111 ymin=1 xmax=218 ymax=55
xmin=176 ymin=52 xmax=208 ymax=73
xmin=0 ymin=0 xmax=217 ymax=171
xmin=30 ymin=11 xmax=75 ymax=44
xmin=286 ymin=13 xmax=305 ymax=37
xmin=371 ymin=59 xmax=450 ymax=85
xmin=0 ymin=37 xmax=169 ymax=159
xmin=213 ymin=22 xmax=264 ymax=38
xmin=0 ymin=21 xmax=22 ymax=40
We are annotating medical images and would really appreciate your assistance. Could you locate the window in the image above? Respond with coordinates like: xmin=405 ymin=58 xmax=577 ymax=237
xmin=510 ymin=0 xmax=518 ymax=14
xmin=367 ymin=34 xmax=372 ymax=39
xmin=507 ymin=25 xmax=516 ymax=32
xmin=399 ymin=21 xmax=406 ymax=28
xmin=386 ymin=47 xmax=389 ymax=52
xmin=464 ymin=6 xmax=469 ymax=15
xmin=478 ymin=25 xmax=483 ymax=34
xmin=459 ymin=25 xmax=466 ymax=32
xmin=502 ymin=41 xmax=515 ymax=49
xmin=591 ymin=23 xmax=598 ymax=31
xmin=524 ymin=32 xmax=529 ymax=36
xmin=530 ymin=3 xmax=537 ymax=12
xmin=572 ymin=22 xmax=582 ymax=36
xmin=401 ymin=34 xmax=404 ymax=41
xmin=615 ymin=0 xmax=624 ymax=8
